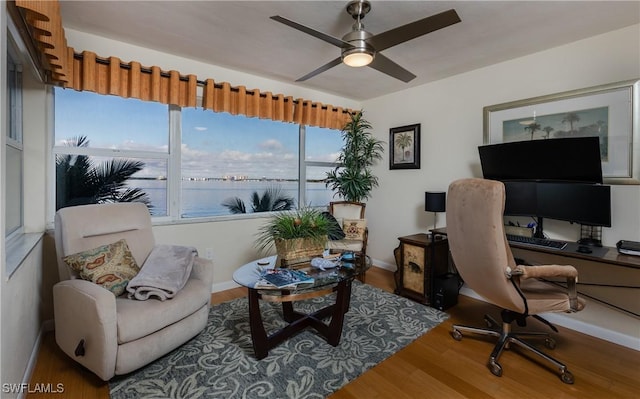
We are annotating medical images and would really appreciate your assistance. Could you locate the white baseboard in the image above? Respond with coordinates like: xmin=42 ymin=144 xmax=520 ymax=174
xmin=18 ymin=320 xmax=55 ymax=399
xmin=459 ymin=287 xmax=640 ymax=351
xmin=373 ymin=258 xmax=396 ymax=272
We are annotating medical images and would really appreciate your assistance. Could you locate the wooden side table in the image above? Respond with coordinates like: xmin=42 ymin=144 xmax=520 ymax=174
xmin=393 ymin=233 xmax=449 ymax=305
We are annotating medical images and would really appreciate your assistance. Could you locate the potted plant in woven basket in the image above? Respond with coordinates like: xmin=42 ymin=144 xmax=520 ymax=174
xmin=255 ymin=208 xmax=339 ymax=267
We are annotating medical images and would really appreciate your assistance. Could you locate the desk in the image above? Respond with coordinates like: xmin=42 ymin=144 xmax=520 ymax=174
xmin=509 ymin=242 xmax=640 ymax=317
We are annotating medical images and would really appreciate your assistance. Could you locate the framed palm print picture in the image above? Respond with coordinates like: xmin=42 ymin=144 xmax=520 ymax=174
xmin=390 ymin=124 xmax=420 ymax=170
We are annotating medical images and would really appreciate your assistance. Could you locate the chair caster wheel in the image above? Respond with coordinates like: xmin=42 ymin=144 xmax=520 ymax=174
xmin=451 ymin=329 xmax=463 ymax=341
xmin=545 ymin=337 xmax=556 ymax=349
xmin=560 ymin=370 xmax=574 ymax=384
xmin=488 ymin=360 xmax=503 ymax=377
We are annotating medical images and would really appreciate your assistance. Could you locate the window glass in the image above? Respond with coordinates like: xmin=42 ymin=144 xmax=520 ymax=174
xmin=54 ymin=89 xmax=168 ymax=152
xmin=5 ymin=145 xmax=22 ymax=234
xmin=305 ymin=125 xmax=342 ymax=162
xmin=54 ymin=88 xmax=169 ymax=214
xmin=6 ymin=41 xmax=23 ymax=235
xmin=181 ymin=109 xmax=299 ymax=217
xmin=53 ymin=89 xmax=342 ymax=220
xmin=306 ymin=165 xmax=337 ymax=207
xmin=304 ymin=125 xmax=342 ymax=206
xmin=54 ymin=153 xmax=167 ymax=215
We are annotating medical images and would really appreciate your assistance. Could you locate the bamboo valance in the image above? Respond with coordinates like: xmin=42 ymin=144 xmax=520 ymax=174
xmin=15 ymin=0 xmax=70 ymax=83
xmin=13 ymin=0 xmax=353 ymax=130
xmin=67 ymin=50 xmax=198 ymax=108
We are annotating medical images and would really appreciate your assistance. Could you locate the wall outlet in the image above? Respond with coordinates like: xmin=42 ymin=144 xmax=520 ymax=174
xmin=204 ymin=248 xmax=214 ymax=260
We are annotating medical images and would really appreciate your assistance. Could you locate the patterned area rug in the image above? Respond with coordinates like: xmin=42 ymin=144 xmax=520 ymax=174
xmin=109 ymin=281 xmax=448 ymax=399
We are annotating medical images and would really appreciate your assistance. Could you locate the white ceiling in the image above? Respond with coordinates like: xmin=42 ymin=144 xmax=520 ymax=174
xmin=59 ymin=1 xmax=640 ymax=101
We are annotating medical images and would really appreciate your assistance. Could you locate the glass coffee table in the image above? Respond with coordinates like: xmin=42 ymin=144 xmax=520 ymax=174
xmin=233 ymin=254 xmax=371 ymax=359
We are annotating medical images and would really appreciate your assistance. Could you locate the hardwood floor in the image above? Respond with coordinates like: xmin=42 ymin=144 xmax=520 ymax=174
xmin=27 ymin=267 xmax=639 ymax=398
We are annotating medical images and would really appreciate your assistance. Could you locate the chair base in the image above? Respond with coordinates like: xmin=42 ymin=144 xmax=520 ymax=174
xmin=451 ymin=314 xmax=575 ymax=384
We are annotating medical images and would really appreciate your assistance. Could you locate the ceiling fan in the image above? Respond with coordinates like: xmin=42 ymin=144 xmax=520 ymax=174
xmin=270 ymin=0 xmax=461 ymax=83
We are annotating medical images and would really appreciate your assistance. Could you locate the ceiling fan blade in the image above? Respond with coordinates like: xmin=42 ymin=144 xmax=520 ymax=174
xmin=368 ymin=53 xmax=416 ymax=83
xmin=270 ymin=16 xmax=353 ymax=49
xmin=367 ymin=9 xmax=461 ymax=52
xmin=296 ymin=57 xmax=343 ymax=82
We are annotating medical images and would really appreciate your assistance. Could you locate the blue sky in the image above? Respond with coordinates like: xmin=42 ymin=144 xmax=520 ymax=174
xmin=54 ymin=88 xmax=342 ymax=179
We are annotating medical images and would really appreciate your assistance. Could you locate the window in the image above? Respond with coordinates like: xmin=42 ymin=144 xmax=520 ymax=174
xmin=53 ymin=89 xmax=343 ymax=220
xmin=303 ymin=125 xmax=342 ymax=207
xmin=54 ymin=89 xmax=170 ymax=216
xmin=6 ymin=37 xmax=23 ymax=236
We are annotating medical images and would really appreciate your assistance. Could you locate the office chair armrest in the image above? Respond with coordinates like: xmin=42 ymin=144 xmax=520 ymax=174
xmin=514 ymin=264 xmax=578 ymax=279
xmin=515 ymin=265 xmax=580 ymax=311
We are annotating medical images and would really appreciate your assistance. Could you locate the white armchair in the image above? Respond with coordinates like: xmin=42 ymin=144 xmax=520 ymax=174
xmin=326 ymin=201 xmax=368 ymax=281
xmin=53 ymin=202 xmax=213 ymax=381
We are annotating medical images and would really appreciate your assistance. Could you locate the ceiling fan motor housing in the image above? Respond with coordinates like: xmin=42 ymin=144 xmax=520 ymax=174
xmin=341 ymin=28 xmax=375 ymax=66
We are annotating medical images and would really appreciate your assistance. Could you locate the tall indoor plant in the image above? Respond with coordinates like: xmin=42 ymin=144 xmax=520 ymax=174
xmin=325 ymin=111 xmax=384 ymax=202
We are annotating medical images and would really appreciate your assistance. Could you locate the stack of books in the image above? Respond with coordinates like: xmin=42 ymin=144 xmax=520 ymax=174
xmin=255 ymin=268 xmax=314 ymax=289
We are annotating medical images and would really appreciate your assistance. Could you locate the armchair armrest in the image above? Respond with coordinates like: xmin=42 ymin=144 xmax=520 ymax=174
xmin=53 ymin=279 xmax=118 ymax=381
xmin=514 ymin=264 xmax=580 ymax=312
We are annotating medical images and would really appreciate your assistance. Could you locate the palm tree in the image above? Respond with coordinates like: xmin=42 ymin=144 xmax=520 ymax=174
xmin=562 ymin=112 xmax=580 ymax=134
xmin=395 ymin=132 xmax=413 ymax=161
xmin=524 ymin=122 xmax=541 ymax=140
xmin=221 ymin=185 xmax=295 ymax=214
xmin=542 ymin=126 xmax=554 ymax=139
xmin=56 ymin=136 xmax=151 ymax=210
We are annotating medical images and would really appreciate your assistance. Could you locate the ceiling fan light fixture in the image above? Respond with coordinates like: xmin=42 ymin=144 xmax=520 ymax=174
xmin=342 ymin=48 xmax=374 ymax=67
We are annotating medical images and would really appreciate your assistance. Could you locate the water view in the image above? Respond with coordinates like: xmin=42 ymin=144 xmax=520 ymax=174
xmin=134 ymin=179 xmax=335 ymax=217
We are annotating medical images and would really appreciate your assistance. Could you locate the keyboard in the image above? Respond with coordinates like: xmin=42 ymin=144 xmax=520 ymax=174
xmin=506 ymin=234 xmax=567 ymax=250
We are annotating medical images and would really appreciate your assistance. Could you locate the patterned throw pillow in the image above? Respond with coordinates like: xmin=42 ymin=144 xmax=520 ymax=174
xmin=62 ymin=239 xmax=140 ymax=296
xmin=342 ymin=219 xmax=367 ymax=240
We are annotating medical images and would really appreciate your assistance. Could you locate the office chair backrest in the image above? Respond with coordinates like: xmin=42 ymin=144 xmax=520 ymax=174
xmin=54 ymin=202 xmax=156 ymax=281
xmin=446 ymin=178 xmax=527 ymax=314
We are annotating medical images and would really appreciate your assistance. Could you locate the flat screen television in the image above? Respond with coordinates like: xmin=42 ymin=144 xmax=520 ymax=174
xmin=479 ymin=137 xmax=603 ymax=183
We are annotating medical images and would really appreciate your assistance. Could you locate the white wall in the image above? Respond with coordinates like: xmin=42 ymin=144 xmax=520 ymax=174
xmin=362 ymin=24 xmax=640 ymax=268
xmin=1 ymin=9 xmax=50 ymax=396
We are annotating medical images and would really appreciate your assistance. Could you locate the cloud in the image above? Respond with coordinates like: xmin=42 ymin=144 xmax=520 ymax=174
xmin=194 ymin=126 xmax=207 ymax=132
xmin=259 ymin=139 xmax=284 ymax=151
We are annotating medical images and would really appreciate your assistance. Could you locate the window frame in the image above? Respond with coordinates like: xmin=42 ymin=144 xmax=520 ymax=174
xmin=52 ymin=91 xmax=342 ymax=223
xmin=5 ymin=27 xmax=24 ymax=239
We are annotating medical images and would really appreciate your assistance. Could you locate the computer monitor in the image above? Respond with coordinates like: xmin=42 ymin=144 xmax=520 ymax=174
xmin=479 ymin=137 xmax=603 ymax=184
xmin=502 ymin=181 xmax=611 ymax=238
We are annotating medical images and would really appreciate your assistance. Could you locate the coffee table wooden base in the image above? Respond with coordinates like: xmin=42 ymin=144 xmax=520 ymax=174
xmin=247 ymin=279 xmax=352 ymax=360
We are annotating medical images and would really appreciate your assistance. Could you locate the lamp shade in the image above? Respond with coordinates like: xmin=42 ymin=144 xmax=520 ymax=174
xmin=342 ymin=48 xmax=374 ymax=67
xmin=425 ymin=191 xmax=446 ymax=212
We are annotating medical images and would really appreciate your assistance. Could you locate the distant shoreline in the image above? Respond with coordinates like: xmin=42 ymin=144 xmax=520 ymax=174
xmin=131 ymin=177 xmax=326 ymax=183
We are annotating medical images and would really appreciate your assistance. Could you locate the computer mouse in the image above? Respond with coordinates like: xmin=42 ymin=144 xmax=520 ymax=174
xmin=577 ymin=246 xmax=592 ymax=254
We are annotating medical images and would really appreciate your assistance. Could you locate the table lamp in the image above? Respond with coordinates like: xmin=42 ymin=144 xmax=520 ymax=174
xmin=425 ymin=191 xmax=446 ymax=230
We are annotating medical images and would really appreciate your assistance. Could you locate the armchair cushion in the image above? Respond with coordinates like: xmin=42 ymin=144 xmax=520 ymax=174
xmin=62 ymin=239 xmax=140 ymax=297
xmin=342 ymin=218 xmax=367 ymax=240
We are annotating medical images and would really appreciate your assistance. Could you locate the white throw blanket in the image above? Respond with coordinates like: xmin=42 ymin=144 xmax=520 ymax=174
xmin=126 ymin=245 xmax=197 ymax=301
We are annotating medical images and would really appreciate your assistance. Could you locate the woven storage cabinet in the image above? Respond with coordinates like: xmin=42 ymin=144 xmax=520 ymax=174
xmin=275 ymin=236 xmax=326 ymax=267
